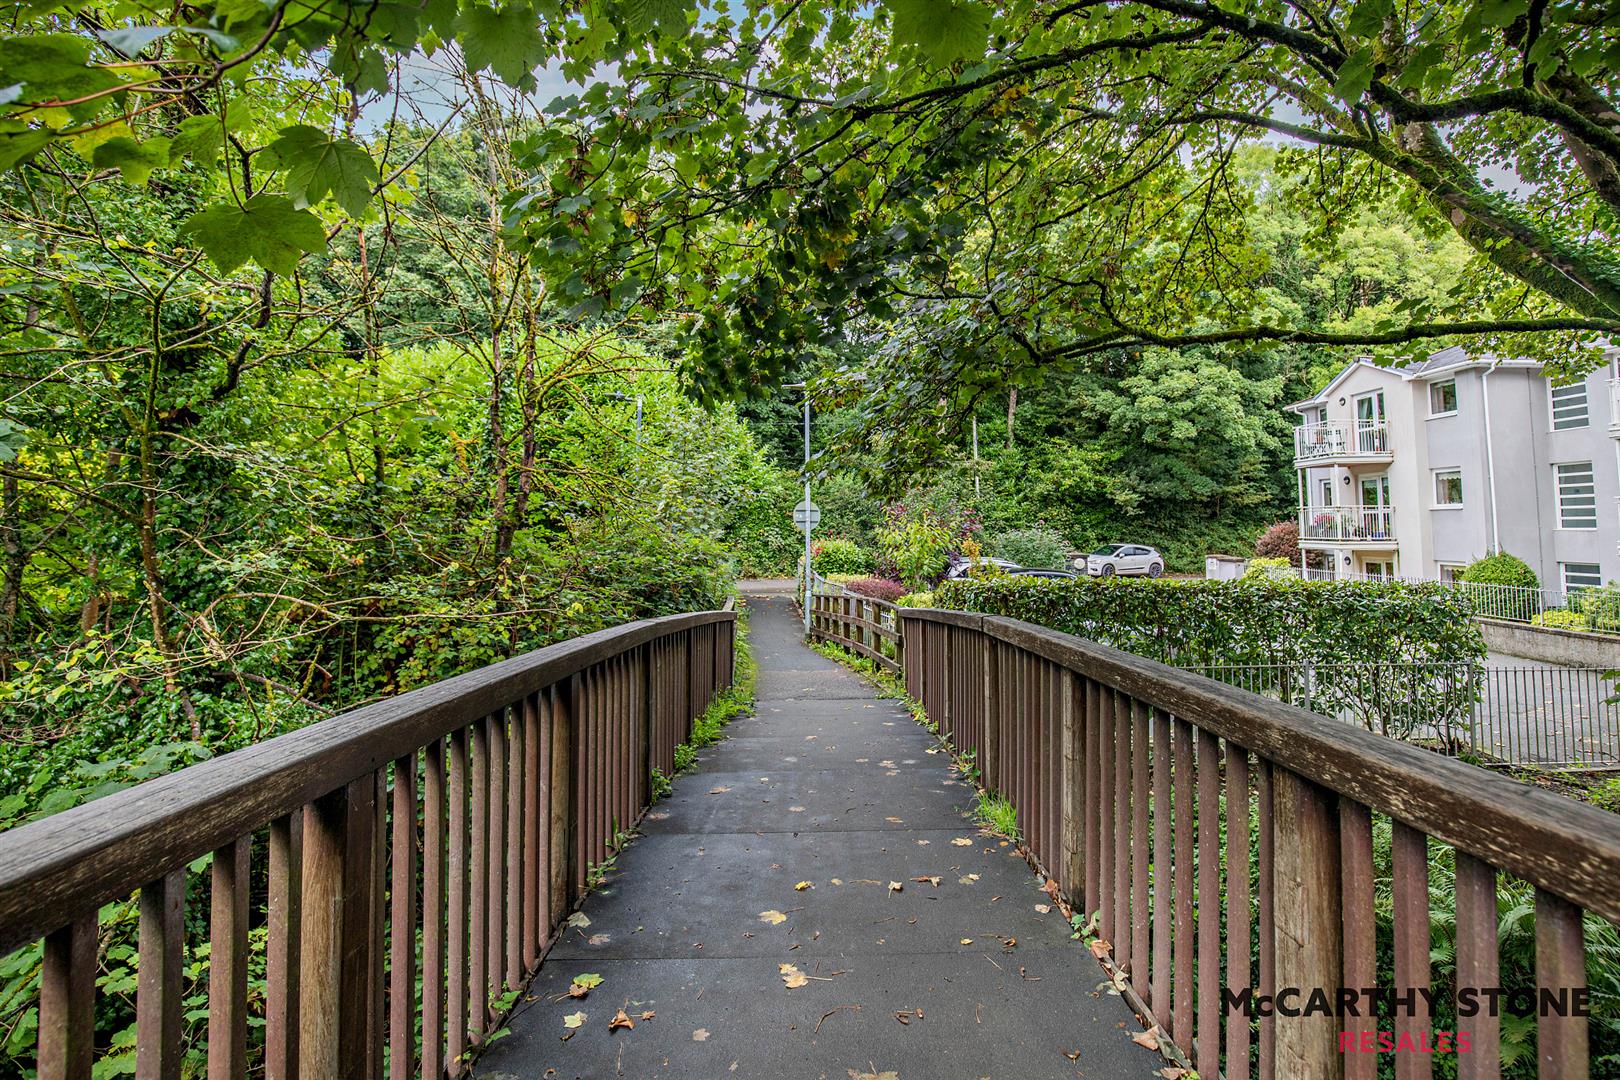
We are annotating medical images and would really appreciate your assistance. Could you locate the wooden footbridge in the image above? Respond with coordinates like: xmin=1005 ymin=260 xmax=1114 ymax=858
xmin=1 ymin=585 xmax=1616 ymax=1079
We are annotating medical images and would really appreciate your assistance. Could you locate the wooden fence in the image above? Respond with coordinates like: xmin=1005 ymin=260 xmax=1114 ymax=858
xmin=0 ymin=609 xmax=735 ymax=1079
xmin=808 ymin=589 xmax=901 ymax=673
xmin=811 ymin=603 xmax=1620 ymax=1078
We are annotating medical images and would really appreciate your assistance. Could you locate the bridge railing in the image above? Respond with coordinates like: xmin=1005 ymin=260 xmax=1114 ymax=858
xmin=808 ymin=588 xmax=901 ymax=674
xmin=0 ymin=608 xmax=735 ymax=1079
xmin=897 ymin=608 xmax=1620 ymax=1079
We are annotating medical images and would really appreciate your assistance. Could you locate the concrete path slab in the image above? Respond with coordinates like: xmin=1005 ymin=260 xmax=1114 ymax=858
xmin=476 ymin=596 xmax=1162 ymax=1080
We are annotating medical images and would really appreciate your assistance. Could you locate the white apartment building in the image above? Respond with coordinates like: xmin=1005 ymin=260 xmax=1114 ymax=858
xmin=1287 ymin=344 xmax=1620 ymax=592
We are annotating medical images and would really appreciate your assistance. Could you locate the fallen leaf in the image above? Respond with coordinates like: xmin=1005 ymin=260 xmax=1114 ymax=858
xmin=1064 ymin=1049 xmax=1081 ymax=1061
xmin=893 ymin=1008 xmax=922 ymax=1025
xmin=951 ymin=838 xmax=974 ymax=847
xmin=795 ymin=881 xmax=813 ymax=891
xmin=910 ymin=876 xmax=941 ymax=887
xmin=588 ymin=933 xmax=611 ymax=946
xmin=848 ymin=1072 xmax=900 ymax=1080
xmin=780 ymin=963 xmax=808 ymax=989
xmin=565 ymin=913 xmax=591 ymax=929
xmin=640 ymin=1010 xmax=656 ymax=1021
xmin=958 ymin=873 xmax=979 ymax=884
xmin=1131 ymin=1026 xmax=1162 ymax=1051
xmin=830 ymin=878 xmax=844 ymax=886
xmin=1089 ymin=938 xmax=1113 ymax=960
xmin=759 ymin=910 xmax=788 ymax=925
xmin=692 ymin=1028 xmax=710 ymax=1041
xmin=885 ymin=816 xmax=904 ymax=824
xmin=887 ymin=881 xmax=903 ymax=893
xmin=960 ymin=938 xmax=974 ymax=945
xmin=788 ymin=806 xmax=806 ymax=813
xmin=1159 ymin=1069 xmax=1188 ymax=1079
xmin=568 ymin=973 xmax=603 ymax=998
xmin=708 ymin=786 xmax=731 ymax=795
xmin=916 ymin=839 xmax=930 ymax=845
xmin=563 ymin=1011 xmax=586 ymax=1029
xmin=1034 ymin=904 xmax=1051 ymax=914
xmin=609 ymin=1009 xmax=634 ymax=1032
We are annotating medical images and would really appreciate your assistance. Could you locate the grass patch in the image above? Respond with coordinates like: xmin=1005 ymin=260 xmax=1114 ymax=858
xmin=972 ymin=790 xmax=1020 ymax=840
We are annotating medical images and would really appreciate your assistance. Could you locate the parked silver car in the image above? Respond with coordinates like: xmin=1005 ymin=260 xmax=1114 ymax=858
xmin=1079 ymin=544 xmax=1165 ymax=578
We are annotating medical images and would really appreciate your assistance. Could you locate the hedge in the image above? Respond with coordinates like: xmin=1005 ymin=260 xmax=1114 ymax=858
xmin=934 ymin=576 xmax=1484 ymax=668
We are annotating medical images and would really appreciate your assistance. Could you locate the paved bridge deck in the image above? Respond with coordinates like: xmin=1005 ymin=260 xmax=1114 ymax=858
xmin=477 ymin=595 xmax=1160 ymax=1079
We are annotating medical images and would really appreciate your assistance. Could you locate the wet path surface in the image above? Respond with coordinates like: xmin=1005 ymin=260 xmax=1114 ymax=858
xmin=477 ymin=596 xmax=1160 ymax=1080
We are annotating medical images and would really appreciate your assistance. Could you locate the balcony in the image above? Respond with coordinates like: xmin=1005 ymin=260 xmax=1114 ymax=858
xmin=1299 ymin=504 xmax=1396 ymax=544
xmin=1293 ymin=420 xmax=1393 ymax=465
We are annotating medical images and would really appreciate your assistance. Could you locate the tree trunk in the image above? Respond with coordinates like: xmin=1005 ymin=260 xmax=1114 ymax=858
xmin=1006 ymin=387 xmax=1018 ymax=450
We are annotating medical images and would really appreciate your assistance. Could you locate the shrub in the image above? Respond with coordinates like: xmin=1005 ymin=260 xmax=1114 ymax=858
xmin=896 ymin=591 xmax=935 ymax=608
xmin=812 ymin=538 xmax=874 ymax=575
xmin=1460 ymin=551 xmax=1539 ymax=590
xmin=843 ymin=576 xmax=907 ymax=603
xmin=1533 ymin=608 xmax=1592 ymax=632
xmin=877 ymin=503 xmax=978 ymax=589
xmin=1255 ymin=520 xmax=1301 ymax=564
xmin=1244 ymin=556 xmax=1293 ymax=580
xmin=1573 ymin=583 xmax=1620 ymax=634
xmin=991 ymin=526 xmax=1069 ymax=570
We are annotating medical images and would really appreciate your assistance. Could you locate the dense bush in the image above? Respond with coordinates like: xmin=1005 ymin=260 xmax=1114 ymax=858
xmin=1460 ymin=551 xmax=1539 ymax=590
xmin=1254 ymin=520 xmax=1301 ymax=564
xmin=1573 ymin=584 xmax=1620 ymax=634
xmin=1243 ymin=557 xmax=1292 ymax=580
xmin=812 ymin=538 xmax=875 ymax=575
xmin=935 ymin=576 xmax=1486 ymax=737
xmin=991 ymin=527 xmax=1070 ymax=570
xmin=843 ymin=576 xmax=908 ymax=603
xmin=876 ymin=502 xmax=980 ymax=588
xmin=1532 ymin=609 xmax=1591 ymax=632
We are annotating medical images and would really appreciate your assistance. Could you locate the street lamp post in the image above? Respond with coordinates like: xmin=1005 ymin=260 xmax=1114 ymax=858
xmin=609 ymin=391 xmax=644 ymax=443
xmin=785 ymin=382 xmax=812 ymax=636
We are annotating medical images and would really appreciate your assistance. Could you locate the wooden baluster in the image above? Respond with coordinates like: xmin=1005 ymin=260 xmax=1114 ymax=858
xmin=137 ymin=870 xmax=185 ymax=1080
xmin=1392 ymin=823 xmax=1432 ymax=1080
xmin=369 ymin=770 xmax=386 ymax=1080
xmin=1226 ymin=746 xmax=1253 ymax=1080
xmin=1339 ymin=799 xmax=1375 ymax=1080
xmin=1098 ymin=686 xmax=1116 ymax=940
xmin=1151 ymin=708 xmax=1172 ymax=1025
xmin=209 ymin=836 xmax=251 ymax=1080
xmin=523 ymin=693 xmax=543 ymax=969
xmin=38 ymin=916 xmax=96 ymax=1080
xmin=1114 ymin=690 xmax=1131 ymax=976
xmin=1172 ymin=717 xmax=1195 ymax=1048
xmin=1271 ymin=768 xmax=1341 ymax=1079
xmin=1455 ymin=853 xmax=1500 ymax=1080
xmin=1131 ymin=697 xmax=1150 ymax=980
xmin=266 ymin=811 xmax=302 ymax=1080
xmin=1196 ymin=727 xmax=1221 ymax=1079
xmin=469 ymin=719 xmax=490 ymax=1041
xmin=422 ymin=740 xmax=447 ymax=1080
xmin=447 ymin=728 xmax=470 ymax=1069
xmin=1535 ymin=889 xmax=1588 ymax=1080
xmin=299 ymin=778 xmax=377 ymax=1080
xmin=1257 ymin=759 xmax=1276 ymax=1080
xmin=507 ymin=702 xmax=525 ymax=989
xmin=486 ymin=710 xmax=508 ymax=1012
xmin=390 ymin=755 xmax=419 ymax=1080
xmin=1059 ymin=670 xmax=1081 ymax=898
xmin=555 ymin=678 xmax=578 ymax=921
xmin=1083 ymin=678 xmax=1100 ymax=920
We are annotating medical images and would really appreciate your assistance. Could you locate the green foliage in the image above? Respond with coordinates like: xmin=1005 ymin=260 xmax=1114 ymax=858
xmin=1461 ymin=552 xmax=1541 ymax=590
xmin=972 ymin=791 xmax=1019 ymax=842
xmin=1572 ymin=585 xmax=1620 ymax=635
xmin=1532 ymin=609 xmax=1591 ymax=632
xmin=1243 ymin=557 xmax=1293 ymax=580
xmin=811 ymin=538 xmax=873 ymax=576
xmin=990 ymin=527 xmax=1068 ymax=571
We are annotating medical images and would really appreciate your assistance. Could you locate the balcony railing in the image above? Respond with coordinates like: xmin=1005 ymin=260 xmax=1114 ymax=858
xmin=1293 ymin=419 xmax=1390 ymax=462
xmin=1298 ymin=504 xmax=1396 ymax=542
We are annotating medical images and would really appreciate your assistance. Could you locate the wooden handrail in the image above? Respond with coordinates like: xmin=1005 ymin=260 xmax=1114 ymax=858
xmin=898 ymin=606 xmax=1619 ymax=1079
xmin=1 ymin=607 xmax=737 ymax=1078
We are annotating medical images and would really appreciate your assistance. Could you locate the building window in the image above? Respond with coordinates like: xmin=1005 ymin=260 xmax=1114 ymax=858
xmin=1551 ymin=381 xmax=1590 ymax=430
xmin=1555 ymin=462 xmax=1598 ymax=529
xmin=1561 ymin=562 xmax=1604 ymax=592
xmin=1433 ymin=470 xmax=1463 ymax=506
xmin=1429 ymin=379 xmax=1458 ymax=416
xmin=1438 ymin=563 xmax=1465 ymax=583
xmin=1319 ymin=479 xmax=1332 ymax=507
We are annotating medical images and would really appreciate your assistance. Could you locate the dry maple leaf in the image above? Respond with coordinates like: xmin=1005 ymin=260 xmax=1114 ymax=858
xmin=708 ymin=786 xmax=731 ymax=795
xmin=563 ymin=1011 xmax=586 ymax=1029
xmin=1131 ymin=1026 xmax=1162 ymax=1051
xmin=887 ymin=881 xmax=903 ymax=893
xmin=692 ymin=1028 xmax=710 ymax=1041
xmin=1088 ymin=938 xmax=1113 ymax=960
xmin=958 ymin=873 xmax=979 ymax=884
xmin=951 ymin=837 xmax=974 ymax=847
xmin=568 ymin=973 xmax=603 ymax=998
xmin=759 ymin=910 xmax=788 ymax=925
xmin=960 ymin=938 xmax=974 ymax=945
xmin=794 ymin=881 xmax=813 ymax=891
xmin=640 ymin=1010 xmax=655 ymax=1021
xmin=1159 ymin=1068 xmax=1187 ymax=1079
xmin=609 ymin=1009 xmax=635 ymax=1032
xmin=779 ymin=963 xmax=809 ymax=989
xmin=1064 ymin=1050 xmax=1081 ymax=1061
xmin=1034 ymin=904 xmax=1051 ymax=914
xmin=910 ymin=876 xmax=941 ymax=887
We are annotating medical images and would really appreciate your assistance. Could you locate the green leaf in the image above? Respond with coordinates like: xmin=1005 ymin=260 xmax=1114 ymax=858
xmin=169 ymin=113 xmax=223 ymax=165
xmin=0 ymin=34 xmax=122 ymax=120
xmin=886 ymin=0 xmax=989 ymax=68
xmin=267 ymin=124 xmax=379 ymax=216
xmin=91 ymin=134 xmax=169 ymax=185
xmin=1344 ymin=0 xmax=1393 ymax=38
xmin=622 ymin=0 xmax=690 ymax=36
xmin=181 ymin=194 xmax=327 ymax=276
xmin=455 ymin=3 xmax=547 ymax=87
xmin=1331 ymin=47 xmax=1376 ymax=104
xmin=0 ymin=124 xmax=51 ymax=171
xmin=98 ymin=26 xmax=173 ymax=56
